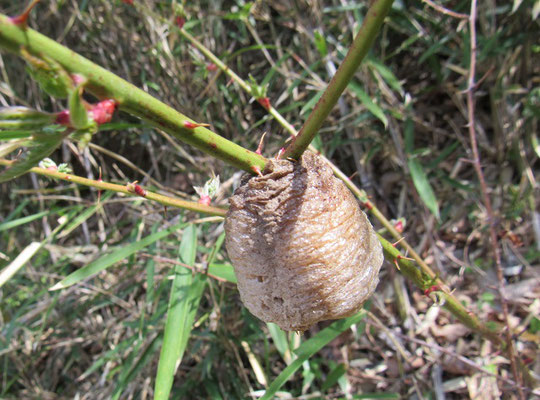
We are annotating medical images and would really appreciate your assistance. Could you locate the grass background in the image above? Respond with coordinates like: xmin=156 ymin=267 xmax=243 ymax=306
xmin=0 ymin=0 xmax=539 ymax=399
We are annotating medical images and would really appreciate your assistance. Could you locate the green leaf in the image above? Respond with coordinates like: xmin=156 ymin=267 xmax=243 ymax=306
xmin=300 ymin=91 xmax=324 ymax=116
xmin=57 ymin=192 xmax=113 ymax=238
xmin=348 ymin=82 xmax=388 ymax=127
xmin=407 ymin=158 xmax=440 ymax=220
xmin=49 ymin=222 xmax=187 ymax=290
xmin=154 ymin=224 xmax=207 ymax=400
xmin=321 ymin=363 xmax=347 ymax=391
xmin=0 ymin=106 xmax=55 ymax=130
xmin=0 ymin=130 xmax=35 ymax=140
xmin=0 ymin=135 xmax=64 ymax=183
xmin=21 ymin=47 xmax=74 ymax=99
xmin=207 ymin=263 xmax=237 ymax=283
xmin=260 ymin=311 xmax=366 ymax=400
xmin=0 ymin=210 xmax=51 ymax=232
xmin=68 ymin=83 xmax=90 ymax=130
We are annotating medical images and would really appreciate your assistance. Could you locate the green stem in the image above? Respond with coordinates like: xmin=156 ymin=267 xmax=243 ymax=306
xmin=0 ymin=14 xmax=267 ymax=173
xmin=282 ymin=0 xmax=394 ymax=159
xmin=378 ymin=234 xmax=502 ymax=346
xmin=0 ymin=158 xmax=227 ymax=217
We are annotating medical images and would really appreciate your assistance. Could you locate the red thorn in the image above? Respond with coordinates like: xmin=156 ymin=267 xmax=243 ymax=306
xmin=10 ymin=0 xmax=41 ymax=27
xmin=392 ymin=237 xmax=405 ymax=247
xmin=90 ymin=99 xmax=117 ymax=125
xmin=183 ymin=121 xmax=210 ymax=129
xmin=46 ymin=166 xmax=57 ymax=172
xmin=251 ymin=165 xmax=263 ymax=177
xmin=256 ymin=97 xmax=271 ymax=110
xmin=256 ymin=132 xmax=267 ymax=155
xmin=394 ymin=220 xmax=404 ymax=233
xmin=121 ymin=0 xmax=133 ymax=4
xmin=64 ymin=175 xmax=71 ymax=180
xmin=71 ymin=74 xmax=86 ymax=86
xmin=198 ymin=195 xmax=211 ymax=206
xmin=393 ymin=258 xmax=401 ymax=270
xmin=206 ymin=63 xmax=218 ymax=72
xmin=397 ymin=254 xmax=414 ymax=262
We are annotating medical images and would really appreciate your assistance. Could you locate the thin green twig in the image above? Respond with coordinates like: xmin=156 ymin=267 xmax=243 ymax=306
xmin=281 ymin=0 xmax=395 ymax=159
xmin=0 ymin=158 xmax=226 ymax=217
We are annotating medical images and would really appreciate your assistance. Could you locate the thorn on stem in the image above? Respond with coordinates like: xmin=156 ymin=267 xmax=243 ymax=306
xmin=256 ymin=97 xmax=271 ymax=110
xmin=10 ymin=0 xmax=41 ymax=27
xmin=275 ymin=147 xmax=285 ymax=159
xmin=183 ymin=121 xmax=210 ymax=129
xmin=256 ymin=132 xmax=267 ymax=155
xmin=251 ymin=165 xmax=263 ymax=177
xmin=392 ymin=237 xmax=405 ymax=247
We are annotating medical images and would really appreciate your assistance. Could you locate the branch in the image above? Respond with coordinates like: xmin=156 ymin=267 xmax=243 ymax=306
xmin=465 ymin=2 xmax=525 ymax=396
xmin=0 ymin=158 xmax=227 ymax=217
xmin=281 ymin=0 xmax=395 ymax=159
xmin=0 ymin=14 xmax=267 ymax=174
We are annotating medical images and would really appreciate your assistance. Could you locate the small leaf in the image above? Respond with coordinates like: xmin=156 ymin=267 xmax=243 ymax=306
xmin=0 ymin=106 xmax=56 ymax=130
xmin=313 ymin=30 xmax=328 ymax=57
xmin=207 ymin=263 xmax=237 ymax=283
xmin=0 ymin=135 xmax=64 ymax=183
xmin=68 ymin=83 xmax=90 ymax=130
xmin=21 ymin=48 xmax=74 ymax=99
xmin=407 ymin=158 xmax=440 ymax=220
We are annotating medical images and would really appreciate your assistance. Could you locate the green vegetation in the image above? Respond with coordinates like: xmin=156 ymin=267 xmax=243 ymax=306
xmin=0 ymin=0 xmax=538 ymax=399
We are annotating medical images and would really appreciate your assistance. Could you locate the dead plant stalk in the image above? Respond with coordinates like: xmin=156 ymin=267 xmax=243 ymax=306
xmin=466 ymin=0 xmax=524 ymax=397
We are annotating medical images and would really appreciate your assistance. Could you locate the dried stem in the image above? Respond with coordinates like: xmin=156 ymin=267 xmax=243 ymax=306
xmin=0 ymin=158 xmax=226 ymax=217
xmin=466 ymin=1 xmax=524 ymax=396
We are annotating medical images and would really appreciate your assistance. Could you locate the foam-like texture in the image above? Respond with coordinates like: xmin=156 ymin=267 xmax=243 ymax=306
xmin=225 ymin=152 xmax=383 ymax=331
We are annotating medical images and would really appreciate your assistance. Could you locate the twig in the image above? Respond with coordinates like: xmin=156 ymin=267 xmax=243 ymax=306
xmin=281 ymin=0 xmax=395 ymax=160
xmin=465 ymin=1 xmax=525 ymax=397
xmin=422 ymin=0 xmax=469 ymax=19
xmin=0 ymin=158 xmax=227 ymax=217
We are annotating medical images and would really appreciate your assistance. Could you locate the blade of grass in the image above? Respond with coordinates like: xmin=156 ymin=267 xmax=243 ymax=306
xmin=267 ymin=323 xmax=293 ymax=365
xmin=407 ymin=158 xmax=440 ymax=220
xmin=0 ymin=242 xmax=41 ymax=288
xmin=154 ymin=224 xmax=207 ymax=400
xmin=0 ymin=209 xmax=51 ymax=232
xmin=56 ymin=191 xmax=113 ymax=238
xmin=260 ymin=311 xmax=366 ymax=400
xmin=49 ymin=221 xmax=188 ymax=290
xmin=348 ymin=81 xmax=388 ymax=127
